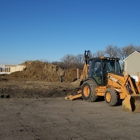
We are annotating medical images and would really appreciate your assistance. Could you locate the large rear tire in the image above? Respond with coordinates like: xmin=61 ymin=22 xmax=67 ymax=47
xmin=104 ymin=88 xmax=118 ymax=106
xmin=82 ymin=80 xmax=98 ymax=102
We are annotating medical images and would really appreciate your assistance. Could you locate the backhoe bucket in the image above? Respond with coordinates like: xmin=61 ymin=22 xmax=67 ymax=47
xmin=71 ymin=79 xmax=82 ymax=87
xmin=65 ymin=90 xmax=82 ymax=100
xmin=122 ymin=95 xmax=140 ymax=113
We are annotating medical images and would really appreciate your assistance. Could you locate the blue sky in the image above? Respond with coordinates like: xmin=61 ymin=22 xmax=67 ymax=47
xmin=0 ymin=0 xmax=140 ymax=64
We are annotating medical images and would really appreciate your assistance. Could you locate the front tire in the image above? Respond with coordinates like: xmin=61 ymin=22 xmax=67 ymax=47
xmin=82 ymin=80 xmax=98 ymax=102
xmin=104 ymin=88 xmax=118 ymax=106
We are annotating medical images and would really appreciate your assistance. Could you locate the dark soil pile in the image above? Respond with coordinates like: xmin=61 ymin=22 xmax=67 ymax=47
xmin=0 ymin=81 xmax=79 ymax=98
xmin=2 ymin=60 xmax=81 ymax=82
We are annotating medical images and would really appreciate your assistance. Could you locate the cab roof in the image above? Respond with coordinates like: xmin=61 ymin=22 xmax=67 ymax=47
xmin=89 ymin=56 xmax=120 ymax=61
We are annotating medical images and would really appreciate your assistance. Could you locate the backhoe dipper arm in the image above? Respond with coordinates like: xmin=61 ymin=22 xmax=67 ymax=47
xmin=81 ymin=50 xmax=91 ymax=80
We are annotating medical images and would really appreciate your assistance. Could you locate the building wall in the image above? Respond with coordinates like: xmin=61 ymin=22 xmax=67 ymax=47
xmin=0 ymin=65 xmax=26 ymax=75
xmin=10 ymin=65 xmax=26 ymax=73
xmin=124 ymin=51 xmax=140 ymax=75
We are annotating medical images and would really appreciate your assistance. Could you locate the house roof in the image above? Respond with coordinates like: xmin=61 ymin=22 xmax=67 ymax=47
xmin=123 ymin=51 xmax=140 ymax=62
xmin=0 ymin=64 xmax=26 ymax=68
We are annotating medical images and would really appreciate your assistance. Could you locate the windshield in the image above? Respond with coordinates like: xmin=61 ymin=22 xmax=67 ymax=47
xmin=103 ymin=60 xmax=122 ymax=74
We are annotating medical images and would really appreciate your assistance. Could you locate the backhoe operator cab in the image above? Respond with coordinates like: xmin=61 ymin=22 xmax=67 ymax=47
xmin=88 ymin=57 xmax=122 ymax=86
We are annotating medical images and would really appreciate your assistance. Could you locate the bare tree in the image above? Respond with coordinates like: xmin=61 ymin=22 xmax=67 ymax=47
xmin=93 ymin=50 xmax=105 ymax=57
xmin=136 ymin=46 xmax=140 ymax=52
xmin=105 ymin=45 xmax=121 ymax=57
xmin=75 ymin=54 xmax=84 ymax=63
xmin=61 ymin=54 xmax=75 ymax=69
xmin=121 ymin=44 xmax=136 ymax=59
xmin=74 ymin=54 xmax=84 ymax=69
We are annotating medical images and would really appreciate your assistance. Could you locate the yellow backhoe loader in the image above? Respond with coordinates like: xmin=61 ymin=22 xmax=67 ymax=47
xmin=65 ymin=50 xmax=140 ymax=113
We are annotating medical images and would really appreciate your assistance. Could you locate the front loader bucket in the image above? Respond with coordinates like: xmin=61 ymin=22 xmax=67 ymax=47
xmin=122 ymin=95 xmax=140 ymax=113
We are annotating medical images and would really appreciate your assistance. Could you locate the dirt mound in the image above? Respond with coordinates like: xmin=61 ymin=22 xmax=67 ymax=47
xmin=0 ymin=61 xmax=82 ymax=99
xmin=5 ymin=60 xmax=80 ymax=82
xmin=65 ymin=67 xmax=80 ymax=82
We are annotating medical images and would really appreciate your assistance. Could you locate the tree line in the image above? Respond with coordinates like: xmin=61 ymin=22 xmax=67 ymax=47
xmin=52 ymin=44 xmax=140 ymax=69
xmin=25 ymin=44 xmax=140 ymax=70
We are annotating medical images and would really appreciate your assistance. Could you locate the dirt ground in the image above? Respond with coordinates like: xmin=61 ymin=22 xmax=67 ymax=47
xmin=0 ymin=80 xmax=79 ymax=99
xmin=0 ymin=61 xmax=140 ymax=140
xmin=0 ymin=80 xmax=140 ymax=140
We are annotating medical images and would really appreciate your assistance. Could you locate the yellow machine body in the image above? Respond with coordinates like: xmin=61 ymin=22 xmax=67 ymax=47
xmin=65 ymin=51 xmax=140 ymax=113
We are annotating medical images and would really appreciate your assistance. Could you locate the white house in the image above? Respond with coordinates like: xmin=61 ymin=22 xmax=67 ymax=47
xmin=123 ymin=51 xmax=140 ymax=81
xmin=0 ymin=64 xmax=26 ymax=75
